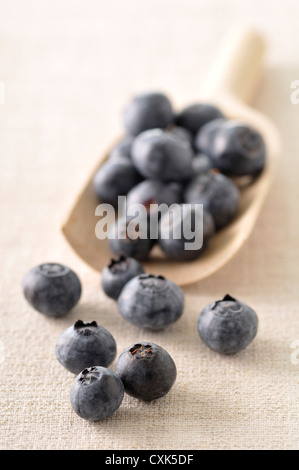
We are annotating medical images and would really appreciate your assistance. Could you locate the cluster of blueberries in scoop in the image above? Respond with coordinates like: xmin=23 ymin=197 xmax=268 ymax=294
xmin=93 ymin=92 xmax=267 ymax=261
xmin=23 ymin=259 xmax=259 ymax=422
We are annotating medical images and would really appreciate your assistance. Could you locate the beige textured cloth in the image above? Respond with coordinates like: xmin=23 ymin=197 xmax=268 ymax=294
xmin=0 ymin=0 xmax=299 ymax=450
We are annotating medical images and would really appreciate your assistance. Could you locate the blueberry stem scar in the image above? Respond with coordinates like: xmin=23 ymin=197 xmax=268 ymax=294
xmin=74 ymin=320 xmax=97 ymax=329
xmin=139 ymin=274 xmax=165 ymax=280
xmin=212 ymin=293 xmax=237 ymax=309
xmin=108 ymin=255 xmax=127 ymax=270
xmin=129 ymin=344 xmax=154 ymax=358
xmin=222 ymin=294 xmax=236 ymax=302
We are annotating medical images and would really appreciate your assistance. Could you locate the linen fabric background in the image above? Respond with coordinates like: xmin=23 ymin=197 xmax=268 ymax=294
xmin=0 ymin=0 xmax=298 ymax=450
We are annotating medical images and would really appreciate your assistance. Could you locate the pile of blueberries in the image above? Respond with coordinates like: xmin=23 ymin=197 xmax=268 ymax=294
xmin=21 ymin=89 xmax=265 ymax=423
xmin=93 ymin=92 xmax=267 ymax=261
xmin=22 ymin=259 xmax=258 ymax=422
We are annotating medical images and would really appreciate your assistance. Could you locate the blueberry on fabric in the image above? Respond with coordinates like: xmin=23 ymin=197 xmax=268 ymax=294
xmin=116 ymin=342 xmax=177 ymax=401
xmin=55 ymin=320 xmax=117 ymax=374
xmin=70 ymin=366 xmax=124 ymax=421
xmin=117 ymin=274 xmax=184 ymax=330
xmin=197 ymin=294 xmax=258 ymax=354
xmin=22 ymin=263 xmax=81 ymax=318
xmin=101 ymin=255 xmax=145 ymax=300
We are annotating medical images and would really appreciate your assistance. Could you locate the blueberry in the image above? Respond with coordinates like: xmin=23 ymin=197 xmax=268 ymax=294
xmin=184 ymin=171 xmax=240 ymax=230
xmin=126 ymin=179 xmax=181 ymax=215
xmin=208 ymin=121 xmax=267 ymax=177
xmin=194 ymin=118 xmax=227 ymax=155
xmin=55 ymin=320 xmax=117 ymax=374
xmin=131 ymin=129 xmax=193 ymax=181
xmin=166 ymin=182 xmax=184 ymax=202
xmin=191 ymin=153 xmax=213 ymax=176
xmin=124 ymin=92 xmax=174 ymax=137
xmin=176 ymin=103 xmax=225 ymax=135
xmin=116 ymin=342 xmax=176 ymax=401
xmin=166 ymin=125 xmax=193 ymax=145
xmin=118 ymin=274 xmax=184 ymax=330
xmin=101 ymin=255 xmax=145 ymax=300
xmin=70 ymin=366 xmax=124 ymax=421
xmin=93 ymin=158 xmax=141 ymax=207
xmin=197 ymin=294 xmax=258 ymax=354
xmin=22 ymin=263 xmax=81 ymax=318
xmin=109 ymin=136 xmax=134 ymax=161
xmin=108 ymin=216 xmax=155 ymax=260
xmin=158 ymin=204 xmax=215 ymax=261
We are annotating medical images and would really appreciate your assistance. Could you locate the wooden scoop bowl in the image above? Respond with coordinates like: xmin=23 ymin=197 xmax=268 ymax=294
xmin=62 ymin=29 xmax=281 ymax=286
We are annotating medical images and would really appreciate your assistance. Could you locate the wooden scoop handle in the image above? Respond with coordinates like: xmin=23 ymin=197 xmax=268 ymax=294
xmin=200 ymin=29 xmax=265 ymax=104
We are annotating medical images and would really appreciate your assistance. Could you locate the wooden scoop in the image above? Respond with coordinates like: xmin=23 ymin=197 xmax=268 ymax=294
xmin=62 ymin=29 xmax=281 ymax=286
